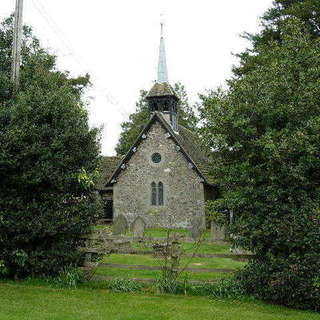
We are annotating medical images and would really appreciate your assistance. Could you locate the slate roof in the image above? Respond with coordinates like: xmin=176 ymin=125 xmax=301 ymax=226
xmin=97 ymin=156 xmax=122 ymax=190
xmin=176 ymin=126 xmax=214 ymax=185
xmin=146 ymin=82 xmax=178 ymax=98
xmin=105 ymin=112 xmax=215 ymax=187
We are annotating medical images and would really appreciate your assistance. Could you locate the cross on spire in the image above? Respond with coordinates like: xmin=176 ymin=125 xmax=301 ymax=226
xmin=157 ymin=15 xmax=168 ymax=83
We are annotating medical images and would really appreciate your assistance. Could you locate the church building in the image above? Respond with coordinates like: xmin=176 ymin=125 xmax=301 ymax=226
xmin=99 ymin=22 xmax=216 ymax=228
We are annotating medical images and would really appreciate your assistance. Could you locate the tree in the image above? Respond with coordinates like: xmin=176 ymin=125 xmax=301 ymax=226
xmin=235 ymin=0 xmax=320 ymax=77
xmin=0 ymin=17 xmax=102 ymax=278
xmin=262 ymin=0 xmax=320 ymax=39
xmin=115 ymin=90 xmax=149 ymax=156
xmin=199 ymin=19 xmax=320 ymax=310
xmin=115 ymin=82 xmax=198 ymax=156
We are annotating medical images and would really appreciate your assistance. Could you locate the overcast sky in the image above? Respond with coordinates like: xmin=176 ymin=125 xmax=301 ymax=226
xmin=1 ymin=0 xmax=273 ymax=155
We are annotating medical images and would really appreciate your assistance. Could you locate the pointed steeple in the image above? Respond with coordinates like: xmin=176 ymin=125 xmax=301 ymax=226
xmin=146 ymin=16 xmax=179 ymax=132
xmin=157 ymin=19 xmax=168 ymax=83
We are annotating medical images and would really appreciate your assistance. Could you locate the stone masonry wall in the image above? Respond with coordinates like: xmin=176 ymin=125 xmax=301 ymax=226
xmin=113 ymin=121 xmax=205 ymax=228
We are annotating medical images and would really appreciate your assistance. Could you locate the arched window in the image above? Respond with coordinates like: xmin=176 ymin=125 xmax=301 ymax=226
xmin=151 ymin=182 xmax=164 ymax=206
xmin=158 ymin=182 xmax=164 ymax=206
xmin=151 ymin=182 xmax=157 ymax=205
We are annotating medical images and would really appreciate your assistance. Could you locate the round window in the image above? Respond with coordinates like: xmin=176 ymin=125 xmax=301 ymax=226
xmin=151 ymin=153 xmax=162 ymax=163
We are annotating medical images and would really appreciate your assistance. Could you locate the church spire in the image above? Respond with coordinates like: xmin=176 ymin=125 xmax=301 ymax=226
xmin=146 ymin=16 xmax=179 ymax=132
xmin=157 ymin=17 xmax=168 ymax=83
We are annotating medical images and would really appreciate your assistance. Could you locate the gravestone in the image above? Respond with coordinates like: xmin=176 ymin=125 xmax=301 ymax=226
xmin=113 ymin=239 xmax=132 ymax=253
xmin=190 ymin=216 xmax=205 ymax=241
xmin=210 ymin=222 xmax=226 ymax=241
xmin=131 ymin=216 xmax=146 ymax=238
xmin=113 ymin=214 xmax=128 ymax=235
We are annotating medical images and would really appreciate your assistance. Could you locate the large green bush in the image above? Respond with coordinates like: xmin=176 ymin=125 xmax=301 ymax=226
xmin=236 ymin=254 xmax=320 ymax=310
xmin=199 ymin=18 xmax=320 ymax=311
xmin=0 ymin=17 xmax=102 ymax=278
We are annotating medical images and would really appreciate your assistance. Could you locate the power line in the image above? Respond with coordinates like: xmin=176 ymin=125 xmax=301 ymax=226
xmin=31 ymin=0 xmax=82 ymax=67
xmin=29 ymin=0 xmax=129 ymax=117
xmin=30 ymin=3 xmax=104 ymax=85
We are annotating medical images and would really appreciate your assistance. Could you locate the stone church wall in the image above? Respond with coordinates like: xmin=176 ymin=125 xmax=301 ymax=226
xmin=113 ymin=121 xmax=205 ymax=229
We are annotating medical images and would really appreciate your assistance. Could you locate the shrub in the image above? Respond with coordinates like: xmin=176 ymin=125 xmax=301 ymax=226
xmin=155 ymin=276 xmax=248 ymax=298
xmin=105 ymin=278 xmax=144 ymax=293
xmin=153 ymin=230 xmax=204 ymax=294
xmin=236 ymin=255 xmax=320 ymax=311
xmin=200 ymin=278 xmax=245 ymax=299
xmin=155 ymin=271 xmax=183 ymax=294
xmin=180 ymin=278 xmax=246 ymax=298
xmin=0 ymin=260 xmax=9 ymax=278
xmin=48 ymin=267 xmax=85 ymax=289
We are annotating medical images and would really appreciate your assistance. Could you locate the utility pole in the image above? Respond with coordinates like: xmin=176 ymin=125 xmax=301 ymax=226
xmin=11 ymin=0 xmax=24 ymax=92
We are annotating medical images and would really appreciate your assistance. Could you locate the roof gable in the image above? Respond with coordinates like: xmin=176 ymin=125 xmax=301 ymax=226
xmin=106 ymin=112 xmax=215 ymax=186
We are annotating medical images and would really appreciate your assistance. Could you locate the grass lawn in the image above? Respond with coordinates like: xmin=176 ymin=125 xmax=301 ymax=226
xmin=95 ymin=266 xmax=232 ymax=281
xmin=182 ymin=242 xmax=231 ymax=255
xmin=144 ymin=228 xmax=211 ymax=239
xmin=91 ymin=224 xmax=110 ymax=231
xmin=0 ymin=281 xmax=318 ymax=320
xmin=92 ymin=227 xmax=212 ymax=241
xmin=88 ymin=227 xmax=247 ymax=283
xmin=94 ymin=231 xmax=244 ymax=283
xmin=102 ymin=253 xmax=246 ymax=270
xmin=132 ymin=238 xmax=231 ymax=255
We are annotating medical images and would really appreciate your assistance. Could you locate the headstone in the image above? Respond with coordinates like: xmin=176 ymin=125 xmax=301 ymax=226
xmin=113 ymin=239 xmax=132 ymax=253
xmin=131 ymin=216 xmax=146 ymax=238
xmin=113 ymin=214 xmax=128 ymax=235
xmin=230 ymin=247 xmax=243 ymax=254
xmin=100 ymin=232 xmax=116 ymax=252
xmin=230 ymin=245 xmax=250 ymax=255
xmin=190 ymin=217 xmax=205 ymax=241
xmin=211 ymin=222 xmax=226 ymax=241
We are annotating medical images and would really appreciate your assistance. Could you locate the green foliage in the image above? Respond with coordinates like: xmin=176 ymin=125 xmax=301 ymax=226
xmin=154 ymin=236 xmax=183 ymax=294
xmin=235 ymin=0 xmax=320 ymax=77
xmin=155 ymin=275 xmax=247 ymax=298
xmin=153 ymin=230 xmax=210 ymax=294
xmin=205 ymin=200 xmax=228 ymax=226
xmin=262 ymin=0 xmax=320 ymax=39
xmin=105 ymin=278 xmax=143 ymax=293
xmin=236 ymin=254 xmax=320 ymax=310
xmin=185 ymin=278 xmax=247 ymax=299
xmin=115 ymin=89 xmax=149 ymax=156
xmin=115 ymin=83 xmax=198 ymax=156
xmin=76 ymin=168 xmax=100 ymax=190
xmin=0 ymin=17 xmax=103 ymax=278
xmin=199 ymin=18 xmax=320 ymax=310
xmin=156 ymin=270 xmax=182 ymax=294
xmin=0 ymin=260 xmax=9 ymax=278
xmin=48 ymin=267 xmax=84 ymax=289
